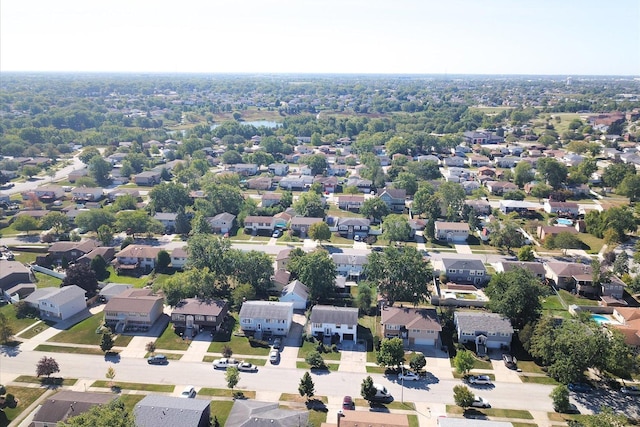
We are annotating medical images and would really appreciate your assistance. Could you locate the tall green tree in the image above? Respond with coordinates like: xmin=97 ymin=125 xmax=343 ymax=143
xmin=549 ymin=385 xmax=570 ymax=412
xmin=149 ymin=182 xmax=191 ymax=213
xmin=360 ymin=376 xmax=376 ymax=402
xmin=453 ymin=349 xmax=475 ymax=376
xmin=514 ymin=162 xmax=534 ymax=188
xmin=376 ymin=337 xmax=405 ymax=369
xmin=0 ymin=312 xmax=14 ymax=344
xmin=59 ymin=399 xmax=135 ymax=427
xmin=360 ymin=197 xmax=390 ymax=223
xmin=89 ymin=156 xmax=112 ymax=186
xmin=308 ymin=221 xmax=331 ymax=243
xmin=381 ymin=214 xmax=411 ymax=243
xmin=226 ymin=366 xmax=239 ymax=390
xmin=293 ymin=192 xmax=325 ymax=218
xmin=453 ymin=385 xmax=475 ymax=409
xmin=13 ymin=215 xmax=39 ymax=235
xmin=485 ymin=267 xmax=546 ymax=328
xmin=288 ymin=250 xmax=336 ymax=303
xmin=40 ymin=211 xmax=69 ymax=235
xmin=100 ymin=333 xmax=114 ymax=353
xmin=356 ymin=282 xmax=373 ymax=313
xmin=298 ymin=372 xmax=315 ymax=401
xmin=436 ymin=182 xmax=465 ymax=220
xmin=536 ymin=157 xmax=568 ymax=189
xmin=75 ymin=209 xmax=116 ymax=233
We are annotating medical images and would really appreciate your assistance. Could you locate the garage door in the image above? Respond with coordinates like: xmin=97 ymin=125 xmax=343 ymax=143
xmin=413 ymin=338 xmax=435 ymax=346
xmin=343 ymin=333 xmax=354 ymax=341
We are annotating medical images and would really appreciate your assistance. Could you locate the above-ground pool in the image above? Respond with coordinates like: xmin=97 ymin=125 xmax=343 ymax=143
xmin=591 ymin=314 xmax=614 ymax=325
xmin=556 ymin=218 xmax=573 ymax=226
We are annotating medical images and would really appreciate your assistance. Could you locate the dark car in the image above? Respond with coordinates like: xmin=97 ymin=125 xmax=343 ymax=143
xmin=502 ymin=354 xmax=517 ymax=369
xmin=342 ymin=396 xmax=355 ymax=410
xmin=568 ymin=382 xmax=593 ymax=393
xmin=555 ymin=403 xmax=580 ymax=414
xmin=147 ymin=354 xmax=168 ymax=365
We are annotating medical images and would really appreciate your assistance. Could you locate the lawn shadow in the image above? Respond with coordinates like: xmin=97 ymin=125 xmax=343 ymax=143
xmin=463 ymin=409 xmax=488 ymax=420
xmin=40 ymin=377 xmax=64 ymax=389
xmin=309 ymin=367 xmax=331 ymax=376
xmin=305 ymin=399 xmax=327 ymax=411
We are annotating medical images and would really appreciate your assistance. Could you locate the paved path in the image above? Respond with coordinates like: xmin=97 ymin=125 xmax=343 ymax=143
xmin=453 ymin=244 xmax=472 ymax=254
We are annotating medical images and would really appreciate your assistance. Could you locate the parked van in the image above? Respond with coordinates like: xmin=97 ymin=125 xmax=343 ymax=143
xmin=372 ymin=383 xmax=393 ymax=402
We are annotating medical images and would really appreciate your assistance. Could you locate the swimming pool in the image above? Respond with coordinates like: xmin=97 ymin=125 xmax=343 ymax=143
xmin=591 ymin=314 xmax=614 ymax=325
xmin=556 ymin=218 xmax=573 ymax=226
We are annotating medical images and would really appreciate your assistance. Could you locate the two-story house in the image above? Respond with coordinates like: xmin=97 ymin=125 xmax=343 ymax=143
xmin=33 ymin=285 xmax=86 ymax=321
xmin=268 ymin=163 xmax=289 ymax=176
xmin=133 ymin=171 xmax=161 ymax=186
xmin=46 ymin=240 xmax=100 ymax=266
xmin=543 ymin=201 xmax=580 ymax=216
xmin=438 ymin=258 xmax=488 ymax=285
xmin=244 ymin=216 xmax=276 ymax=234
xmin=494 ymin=261 xmax=546 ymax=280
xmin=380 ymin=306 xmax=442 ymax=347
xmin=71 ymin=187 xmax=104 ymax=202
xmin=337 ymin=195 xmax=365 ymax=212
xmin=171 ymin=298 xmax=229 ymax=336
xmin=207 ymin=212 xmax=236 ymax=234
xmin=279 ymin=280 xmax=308 ymax=310
xmin=485 ymin=181 xmax=518 ymax=195
xmin=238 ymin=301 xmax=294 ymax=336
xmin=331 ymin=253 xmax=368 ymax=281
xmin=104 ymin=288 xmax=164 ymax=333
xmin=229 ymin=163 xmax=258 ymax=176
xmin=113 ymin=245 xmax=162 ymax=273
xmin=170 ymin=246 xmax=188 ymax=269
xmin=377 ymin=188 xmax=407 ymax=213
xmin=310 ymin=305 xmax=358 ymax=343
xmin=290 ymin=217 xmax=324 ymax=237
xmin=454 ymin=311 xmax=514 ymax=354
xmin=434 ymin=221 xmax=469 ymax=243
xmin=336 ymin=217 xmax=370 ymax=239
xmin=153 ymin=212 xmax=178 ymax=232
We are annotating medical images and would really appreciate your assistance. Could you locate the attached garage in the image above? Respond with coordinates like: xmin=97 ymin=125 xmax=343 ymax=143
xmin=342 ymin=333 xmax=355 ymax=341
xmin=413 ymin=337 xmax=436 ymax=346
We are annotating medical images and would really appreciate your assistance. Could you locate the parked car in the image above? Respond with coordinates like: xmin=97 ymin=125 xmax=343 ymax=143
xmin=212 ymin=357 xmax=240 ymax=369
xmin=237 ymin=362 xmax=258 ymax=372
xmin=398 ymin=371 xmax=420 ymax=381
xmin=502 ymin=354 xmax=517 ymax=369
xmin=272 ymin=337 xmax=282 ymax=350
xmin=147 ymin=354 xmax=168 ymax=365
xmin=468 ymin=375 xmax=492 ymax=385
xmin=272 ymin=229 xmax=283 ymax=238
xmin=180 ymin=386 xmax=196 ymax=398
xmin=568 ymin=382 xmax=593 ymax=393
xmin=621 ymin=386 xmax=640 ymax=395
xmin=342 ymin=395 xmax=355 ymax=410
xmin=269 ymin=350 xmax=280 ymax=364
xmin=470 ymin=396 xmax=490 ymax=408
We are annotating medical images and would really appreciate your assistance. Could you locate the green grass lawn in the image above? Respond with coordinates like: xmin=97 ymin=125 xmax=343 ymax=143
xmin=202 ymin=356 xmax=266 ymax=365
xmin=33 ymin=271 xmax=62 ymax=287
xmin=296 ymin=361 xmax=339 ymax=371
xmin=13 ymin=375 xmax=78 ymax=386
xmin=520 ymin=375 xmax=560 ymax=385
xmin=447 ymin=405 xmax=533 ymax=419
xmin=104 ymin=266 xmax=150 ymax=288
xmin=118 ymin=394 xmax=146 ymax=414
xmin=17 ymin=322 xmax=51 ymax=339
xmin=354 ymin=399 xmax=415 ymax=410
xmin=0 ymin=304 xmax=40 ymax=336
xmin=153 ymin=271 xmax=182 ymax=287
xmin=556 ymin=289 xmax=599 ymax=307
xmin=34 ymin=344 xmax=112 ymax=355
xmin=210 ymin=400 xmax=235 ymax=427
xmin=11 ymin=251 xmax=41 ymax=265
xmin=198 ymin=388 xmax=256 ymax=398
xmin=453 ymin=372 xmax=496 ymax=380
xmin=144 ymin=352 xmax=182 ymax=360
xmin=308 ymin=408 xmax=328 ymax=426
xmin=280 ymin=393 xmax=328 ymax=403
xmin=90 ymin=380 xmax=174 ymax=392
xmin=208 ymin=334 xmax=271 ymax=356
xmin=154 ymin=323 xmax=190 ymax=351
xmin=578 ymin=233 xmax=605 ymax=254
xmin=407 ymin=414 xmax=419 ymax=427
xmin=366 ymin=365 xmax=386 ymax=373
xmin=511 ymin=423 xmax=537 ymax=427
xmin=297 ymin=340 xmax=341 ymax=361
xmin=516 ymin=361 xmax=546 ymax=375
xmin=0 ymin=386 xmax=47 ymax=427
xmin=47 ymin=314 xmax=132 ymax=346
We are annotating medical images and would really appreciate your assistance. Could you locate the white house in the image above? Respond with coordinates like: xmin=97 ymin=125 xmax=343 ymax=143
xmin=170 ymin=246 xmax=188 ymax=269
xmin=279 ymin=280 xmax=308 ymax=310
xmin=71 ymin=187 xmax=104 ymax=202
xmin=434 ymin=221 xmax=469 ymax=242
xmin=310 ymin=305 xmax=358 ymax=343
xmin=543 ymin=201 xmax=580 ymax=216
xmin=207 ymin=212 xmax=235 ymax=234
xmin=331 ymin=253 xmax=368 ymax=281
xmin=243 ymin=216 xmax=276 ymax=233
xmin=454 ymin=311 xmax=514 ymax=354
xmin=36 ymin=285 xmax=86 ymax=320
xmin=238 ymin=301 xmax=294 ymax=336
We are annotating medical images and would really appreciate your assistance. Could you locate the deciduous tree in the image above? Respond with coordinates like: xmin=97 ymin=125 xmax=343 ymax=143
xmin=62 ymin=263 xmax=98 ymax=295
xmin=550 ymin=385 xmax=569 ymax=412
xmin=382 ymin=214 xmax=411 ymax=243
xmin=485 ymin=267 xmax=546 ymax=328
xmin=360 ymin=197 xmax=390 ymax=223
xmin=226 ymin=366 xmax=239 ymax=390
xmin=376 ymin=337 xmax=405 ymax=369
xmin=409 ymin=352 xmax=426 ymax=373
xmin=360 ymin=376 xmax=376 ymax=402
xmin=36 ymin=356 xmax=60 ymax=378
xmin=0 ymin=313 xmax=14 ymax=344
xmin=293 ymin=192 xmax=325 ymax=218
xmin=40 ymin=212 xmax=69 ymax=235
xmin=308 ymin=221 xmax=331 ymax=243
xmin=13 ymin=215 xmax=39 ymax=235
xmin=453 ymin=349 xmax=475 ymax=375
xmin=453 ymin=385 xmax=475 ymax=409
xmin=59 ymin=399 xmax=135 ymax=427
xmin=288 ymin=250 xmax=336 ymax=303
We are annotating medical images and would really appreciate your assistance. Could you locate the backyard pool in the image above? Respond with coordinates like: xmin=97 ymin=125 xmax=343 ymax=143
xmin=556 ymin=218 xmax=573 ymax=226
xmin=591 ymin=314 xmax=617 ymax=325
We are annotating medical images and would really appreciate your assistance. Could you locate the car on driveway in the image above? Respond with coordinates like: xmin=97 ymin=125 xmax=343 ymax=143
xmin=212 ymin=358 xmax=240 ymax=369
xmin=272 ymin=337 xmax=282 ymax=350
xmin=471 ymin=396 xmax=490 ymax=408
xmin=342 ymin=395 xmax=355 ymax=410
xmin=147 ymin=354 xmax=168 ymax=365
xmin=398 ymin=371 xmax=420 ymax=381
xmin=269 ymin=350 xmax=280 ymax=364
xmin=272 ymin=229 xmax=283 ymax=238
xmin=468 ymin=375 xmax=492 ymax=385
xmin=180 ymin=386 xmax=196 ymax=398
xmin=568 ymin=382 xmax=593 ymax=393
xmin=237 ymin=362 xmax=258 ymax=372
xmin=502 ymin=354 xmax=517 ymax=369
xmin=621 ymin=386 xmax=640 ymax=395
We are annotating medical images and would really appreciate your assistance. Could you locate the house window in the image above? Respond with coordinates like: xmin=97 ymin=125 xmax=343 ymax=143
xmin=448 ymin=269 xmax=456 ymax=274
xmin=488 ymin=332 xmax=496 ymax=336
xmin=242 ymin=319 xmax=252 ymax=324
xmin=195 ymin=315 xmax=205 ymax=321
xmin=335 ymin=324 xmax=341 ymax=329
xmin=477 ymin=271 xmax=484 ymax=276
xmin=469 ymin=271 xmax=475 ymax=275
xmin=174 ymin=315 xmax=185 ymax=321
xmin=348 ymin=326 xmax=353 ymax=330
xmin=313 ymin=323 xmax=322 ymax=328
xmin=206 ymin=316 xmax=216 ymax=322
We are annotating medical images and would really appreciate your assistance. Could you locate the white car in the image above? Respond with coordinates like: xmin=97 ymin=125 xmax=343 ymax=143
xmin=269 ymin=350 xmax=280 ymax=364
xmin=180 ymin=386 xmax=196 ymax=398
xmin=471 ymin=396 xmax=491 ymax=408
xmin=468 ymin=375 xmax=492 ymax=385
xmin=212 ymin=357 xmax=240 ymax=369
xmin=397 ymin=371 xmax=420 ymax=381
xmin=237 ymin=362 xmax=258 ymax=372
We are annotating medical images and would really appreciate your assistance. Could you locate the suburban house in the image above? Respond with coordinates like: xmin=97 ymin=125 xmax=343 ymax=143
xmin=331 ymin=253 xmax=368 ymax=281
xmin=465 ymin=199 xmax=492 ymax=215
xmin=30 ymin=184 xmax=64 ymax=201
xmin=377 ymin=188 xmax=407 ymax=213
xmin=98 ymin=283 xmax=132 ymax=302
xmin=279 ymin=280 xmax=309 ymax=310
xmin=171 ymin=298 xmax=229 ymax=335
xmin=0 ymin=260 xmax=34 ymax=296
xmin=310 ymin=305 xmax=358 ymax=343
xmin=337 ymin=195 xmax=365 ymax=211
xmin=434 ymin=221 xmax=469 ymax=243
xmin=463 ymin=130 xmax=504 ymax=145
xmin=76 ymin=246 xmax=116 ymax=266
xmin=170 ymin=246 xmax=188 ymax=269
xmin=246 ymin=177 xmax=272 ymax=190
xmin=290 ymin=217 xmax=324 ymax=237
xmin=226 ymin=400 xmax=308 ymax=427
xmin=499 ymin=200 xmax=540 ymax=215
xmin=271 ymin=270 xmax=291 ymax=291
xmin=268 ymin=163 xmax=290 ymax=176
xmin=345 ymin=177 xmax=373 ymax=193
xmin=67 ymin=168 xmax=88 ymax=183
xmin=153 ymin=212 xmax=178 ymax=232
xmin=228 ymin=163 xmax=258 ymax=176
xmin=71 ymin=186 xmax=104 ymax=202
xmin=133 ymin=170 xmax=161 ymax=186
xmin=243 ymin=216 xmax=276 ymax=234
xmin=261 ymin=193 xmax=282 ymax=208
xmin=485 ymin=181 xmax=518 ymax=195
xmin=113 ymin=245 xmax=162 ymax=273
xmin=544 ymin=261 xmax=592 ymax=291
xmin=438 ymin=258 xmax=488 ymax=285
xmin=336 ymin=217 xmax=370 ymax=239
xmin=34 ymin=285 xmax=86 ymax=320
xmin=279 ymin=175 xmax=314 ymax=190
xmin=466 ymin=155 xmax=491 ymax=167
xmin=134 ymin=394 xmax=211 ymax=427
xmin=443 ymin=156 xmax=466 ymax=167
xmin=454 ymin=311 xmax=514 ymax=353
xmin=543 ymin=201 xmax=580 ymax=216
xmin=104 ymin=288 xmax=164 ymax=333
xmin=610 ymin=308 xmax=640 ymax=350
xmin=494 ymin=261 xmax=546 ymax=280
xmin=380 ymin=306 xmax=442 ymax=347
xmin=238 ymin=301 xmax=294 ymax=336
xmin=31 ymin=391 xmax=116 ymax=427
xmin=43 ymin=240 xmax=100 ymax=266
xmin=207 ymin=212 xmax=236 ymax=234
xmin=537 ymin=225 xmax=578 ymax=241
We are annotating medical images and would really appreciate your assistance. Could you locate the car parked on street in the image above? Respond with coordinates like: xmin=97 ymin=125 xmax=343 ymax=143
xmin=471 ymin=396 xmax=490 ymax=408
xmin=147 ymin=354 xmax=168 ymax=365
xmin=237 ymin=362 xmax=258 ymax=372
xmin=398 ymin=371 xmax=420 ymax=381
xmin=554 ymin=403 xmax=580 ymax=414
xmin=212 ymin=357 xmax=240 ymax=369
xmin=468 ymin=375 xmax=492 ymax=385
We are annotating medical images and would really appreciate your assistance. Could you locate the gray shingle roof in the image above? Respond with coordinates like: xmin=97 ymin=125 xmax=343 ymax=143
xmin=225 ymin=400 xmax=308 ymax=427
xmin=134 ymin=395 xmax=210 ymax=427
xmin=441 ymin=258 xmax=486 ymax=272
xmin=33 ymin=391 xmax=115 ymax=424
xmin=454 ymin=311 xmax=514 ymax=335
xmin=282 ymin=280 xmax=308 ymax=300
xmin=310 ymin=305 xmax=358 ymax=325
xmin=239 ymin=301 xmax=293 ymax=320
xmin=46 ymin=285 xmax=85 ymax=305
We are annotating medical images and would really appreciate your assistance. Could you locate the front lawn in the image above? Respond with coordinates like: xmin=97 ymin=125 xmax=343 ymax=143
xmin=297 ymin=340 xmax=341 ymax=361
xmin=447 ymin=405 xmax=534 ymax=419
xmin=0 ymin=386 xmax=47 ymax=427
xmin=47 ymin=314 xmax=132 ymax=346
xmin=210 ymin=401 xmax=235 ymax=427
xmin=34 ymin=344 xmax=112 ymax=355
xmin=354 ymin=399 xmax=415 ymax=410
xmin=154 ymin=323 xmax=190 ymax=351
xmin=0 ymin=303 xmax=39 ymax=336
xmin=198 ymin=388 xmax=256 ymax=398
xmin=17 ymin=322 xmax=50 ymax=339
xmin=13 ymin=375 xmax=78 ymax=386
xmin=296 ymin=361 xmax=339 ymax=371
xmin=516 ymin=360 xmax=546 ymax=375
xmin=280 ymin=393 xmax=328 ymax=403
xmin=207 ymin=314 xmax=271 ymax=356
xmin=104 ymin=266 xmax=150 ymax=288
xmin=520 ymin=375 xmax=560 ymax=385
xmin=118 ymin=394 xmax=146 ymax=414
xmin=90 ymin=380 xmax=174 ymax=392
xmin=408 ymin=415 xmax=419 ymax=427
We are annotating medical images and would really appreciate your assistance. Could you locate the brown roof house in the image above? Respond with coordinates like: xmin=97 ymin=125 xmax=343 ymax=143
xmin=0 ymin=260 xmax=33 ymax=296
xmin=104 ymin=288 xmax=164 ymax=333
xmin=113 ymin=245 xmax=162 ymax=274
xmin=610 ymin=308 xmax=640 ymax=350
xmin=381 ymin=306 xmax=442 ymax=347
xmin=44 ymin=239 xmax=100 ymax=266
xmin=171 ymin=298 xmax=229 ymax=336
xmin=31 ymin=391 xmax=116 ymax=427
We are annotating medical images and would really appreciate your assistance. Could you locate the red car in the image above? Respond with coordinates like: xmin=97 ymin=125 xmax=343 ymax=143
xmin=342 ymin=396 xmax=354 ymax=410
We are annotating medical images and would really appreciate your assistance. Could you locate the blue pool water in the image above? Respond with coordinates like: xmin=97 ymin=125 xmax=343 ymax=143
xmin=591 ymin=314 xmax=612 ymax=324
xmin=556 ymin=218 xmax=573 ymax=225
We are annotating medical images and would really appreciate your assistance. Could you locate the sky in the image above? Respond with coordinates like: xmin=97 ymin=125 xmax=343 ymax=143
xmin=1 ymin=0 xmax=639 ymax=76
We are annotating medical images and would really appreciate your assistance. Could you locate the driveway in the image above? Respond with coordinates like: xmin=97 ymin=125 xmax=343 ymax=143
xmin=337 ymin=342 xmax=366 ymax=373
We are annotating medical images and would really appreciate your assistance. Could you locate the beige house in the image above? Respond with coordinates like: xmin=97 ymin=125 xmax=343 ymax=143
xmin=104 ymin=288 xmax=163 ymax=333
xmin=380 ymin=306 xmax=442 ymax=346
xmin=434 ymin=221 xmax=469 ymax=243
